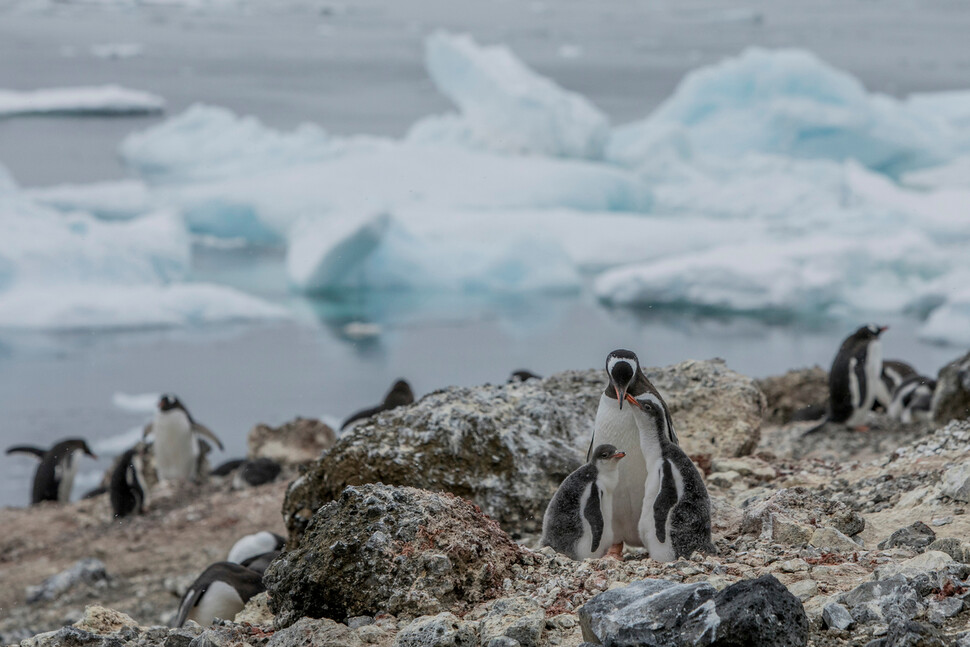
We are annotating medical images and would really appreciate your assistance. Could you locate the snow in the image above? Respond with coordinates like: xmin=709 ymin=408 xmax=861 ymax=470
xmin=25 ymin=180 xmax=152 ymax=220
xmin=0 ymin=85 xmax=164 ymax=117
xmin=112 ymin=392 xmax=160 ymax=413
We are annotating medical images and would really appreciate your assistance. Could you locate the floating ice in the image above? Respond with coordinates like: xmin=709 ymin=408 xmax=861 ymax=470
xmin=0 ymin=85 xmax=164 ymax=118
xmin=26 ymin=180 xmax=152 ymax=220
xmin=91 ymin=426 xmax=145 ymax=456
xmin=408 ymin=32 xmax=609 ymax=159
xmin=112 ymin=392 xmax=161 ymax=413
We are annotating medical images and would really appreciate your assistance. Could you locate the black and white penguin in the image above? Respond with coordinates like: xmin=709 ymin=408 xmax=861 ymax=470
xmin=340 ymin=379 xmax=414 ymax=430
xmin=143 ymin=395 xmax=223 ymax=482
xmin=109 ymin=446 xmax=150 ymax=519
xmin=874 ymin=359 xmax=917 ymax=411
xmin=888 ymin=374 xmax=937 ymax=424
xmin=584 ymin=349 xmax=677 ymax=553
xmin=508 ymin=370 xmax=541 ymax=383
xmin=239 ymin=550 xmax=280 ymax=576
xmin=173 ymin=562 xmax=265 ymax=628
xmin=5 ymin=438 xmax=97 ymax=505
xmin=626 ymin=393 xmax=716 ymax=562
xmin=804 ymin=324 xmax=887 ymax=435
xmin=227 ymin=531 xmax=286 ymax=564
xmin=540 ymin=443 xmax=625 ymax=560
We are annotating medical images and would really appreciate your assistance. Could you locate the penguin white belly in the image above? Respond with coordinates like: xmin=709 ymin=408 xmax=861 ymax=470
xmin=591 ymin=395 xmax=646 ymax=546
xmin=595 ymin=488 xmax=615 ymax=559
xmin=57 ymin=450 xmax=82 ymax=502
xmin=639 ymin=459 xmax=675 ymax=562
xmin=189 ymin=582 xmax=244 ymax=626
xmin=864 ymin=340 xmax=884 ymax=409
xmin=574 ymin=487 xmax=595 ymax=560
xmin=153 ymin=416 xmax=197 ymax=481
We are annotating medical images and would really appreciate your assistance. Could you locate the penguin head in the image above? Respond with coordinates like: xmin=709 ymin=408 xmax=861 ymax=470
xmin=858 ymin=324 xmax=888 ymax=340
xmin=590 ymin=443 xmax=625 ymax=469
xmin=606 ymin=349 xmax=640 ymax=409
xmin=385 ymin=380 xmax=414 ymax=407
xmin=56 ymin=438 xmax=98 ymax=460
xmin=158 ymin=394 xmax=185 ymax=413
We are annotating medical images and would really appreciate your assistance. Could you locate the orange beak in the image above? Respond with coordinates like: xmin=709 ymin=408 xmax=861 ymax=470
xmin=611 ymin=451 xmax=626 ymax=460
xmin=624 ymin=393 xmax=641 ymax=409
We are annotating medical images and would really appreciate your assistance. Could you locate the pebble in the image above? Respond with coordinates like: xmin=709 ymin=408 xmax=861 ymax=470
xmin=931 ymin=516 xmax=953 ymax=526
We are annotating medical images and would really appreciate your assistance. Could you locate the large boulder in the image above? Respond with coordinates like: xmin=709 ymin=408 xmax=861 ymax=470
xmin=283 ymin=361 xmax=764 ymax=542
xmin=265 ymin=484 xmax=522 ymax=627
xmin=932 ymin=351 xmax=970 ymax=424
xmin=756 ymin=366 xmax=828 ymax=425
xmin=248 ymin=417 xmax=337 ymax=465
xmin=741 ymin=487 xmax=865 ymax=546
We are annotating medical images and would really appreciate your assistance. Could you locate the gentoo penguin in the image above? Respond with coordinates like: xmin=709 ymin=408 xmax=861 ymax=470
xmin=804 ymin=324 xmax=887 ymax=435
xmin=5 ymin=438 xmax=97 ymax=505
xmin=109 ymin=446 xmax=150 ymax=518
xmin=173 ymin=562 xmax=265 ymax=628
xmin=239 ymin=550 xmax=280 ymax=576
xmin=584 ymin=349 xmax=677 ymax=552
xmin=874 ymin=359 xmax=917 ymax=411
xmin=340 ymin=379 xmax=414 ymax=430
xmin=143 ymin=395 xmax=223 ymax=482
xmin=210 ymin=458 xmax=281 ymax=488
xmin=540 ymin=444 xmax=625 ymax=560
xmin=888 ymin=374 xmax=937 ymax=423
xmin=509 ymin=370 xmax=541 ymax=383
xmin=227 ymin=531 xmax=286 ymax=564
xmin=627 ymin=393 xmax=716 ymax=562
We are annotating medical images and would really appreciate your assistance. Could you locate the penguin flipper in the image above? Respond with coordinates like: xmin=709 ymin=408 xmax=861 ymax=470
xmin=142 ymin=423 xmax=154 ymax=439
xmin=192 ymin=423 xmax=224 ymax=451
xmin=340 ymin=405 xmax=383 ymax=430
xmin=5 ymin=445 xmax=46 ymax=458
xmin=174 ymin=583 xmax=208 ymax=628
xmin=800 ymin=417 xmax=830 ymax=437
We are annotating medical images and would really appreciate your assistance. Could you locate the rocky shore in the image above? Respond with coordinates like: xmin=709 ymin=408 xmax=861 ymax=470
xmin=2 ymin=352 xmax=970 ymax=647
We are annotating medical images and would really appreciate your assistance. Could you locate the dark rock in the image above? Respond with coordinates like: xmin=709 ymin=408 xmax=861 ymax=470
xmin=265 ymin=484 xmax=521 ymax=626
xmin=712 ymin=575 xmax=808 ymax=647
xmin=26 ymin=558 xmax=109 ymax=603
xmin=478 ymin=597 xmax=544 ymax=647
xmin=932 ymin=351 xmax=970 ymax=425
xmin=234 ymin=457 xmax=282 ymax=487
xmin=863 ymin=619 xmax=946 ymax=647
xmin=392 ymin=613 xmax=477 ymax=647
xmin=926 ymin=597 xmax=963 ymax=626
xmin=842 ymin=575 xmax=911 ymax=608
xmin=822 ymin=603 xmax=853 ymax=631
xmin=757 ymin=367 xmax=828 ymax=425
xmin=878 ymin=521 xmax=936 ymax=552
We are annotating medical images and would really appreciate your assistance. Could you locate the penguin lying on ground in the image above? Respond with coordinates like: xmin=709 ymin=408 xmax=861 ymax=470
xmin=173 ymin=562 xmax=265 ymax=628
xmin=888 ymin=374 xmax=937 ymax=423
xmin=804 ymin=324 xmax=887 ymax=436
xmin=211 ymin=458 xmax=282 ymax=488
xmin=144 ymin=395 xmax=223 ymax=482
xmin=541 ymin=443 xmax=625 ymax=560
xmin=508 ymin=370 xmax=541 ymax=383
xmin=227 ymin=531 xmax=286 ymax=564
xmin=627 ymin=392 xmax=716 ymax=562
xmin=110 ymin=446 xmax=150 ymax=519
xmin=876 ymin=360 xmax=917 ymax=410
xmin=340 ymin=379 xmax=414 ymax=430
xmin=5 ymin=438 xmax=97 ymax=505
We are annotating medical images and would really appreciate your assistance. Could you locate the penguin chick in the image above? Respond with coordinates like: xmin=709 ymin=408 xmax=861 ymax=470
xmin=628 ymin=393 xmax=716 ymax=562
xmin=875 ymin=360 xmax=917 ymax=411
xmin=110 ymin=446 xmax=150 ymax=519
xmin=6 ymin=438 xmax=97 ymax=505
xmin=888 ymin=374 xmax=937 ymax=424
xmin=239 ymin=550 xmax=280 ymax=576
xmin=173 ymin=562 xmax=265 ymax=628
xmin=143 ymin=395 xmax=223 ymax=482
xmin=227 ymin=531 xmax=286 ymax=564
xmin=340 ymin=379 xmax=414 ymax=430
xmin=541 ymin=444 xmax=625 ymax=560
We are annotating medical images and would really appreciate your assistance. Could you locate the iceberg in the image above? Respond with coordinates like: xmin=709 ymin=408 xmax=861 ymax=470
xmin=0 ymin=85 xmax=164 ymax=118
xmin=25 ymin=180 xmax=152 ymax=220
xmin=408 ymin=32 xmax=610 ymax=159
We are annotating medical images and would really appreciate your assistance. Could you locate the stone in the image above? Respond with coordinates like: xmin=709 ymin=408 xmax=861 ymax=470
xmin=822 ymin=603 xmax=853 ymax=631
xmin=478 ymin=597 xmax=544 ymax=647
xmin=873 ymin=551 xmax=955 ymax=581
xmin=346 ymin=616 xmax=375 ymax=630
xmin=864 ymin=618 xmax=946 ymax=647
xmin=741 ymin=488 xmax=865 ymax=542
xmin=708 ymin=471 xmax=741 ymax=488
xmin=877 ymin=521 xmax=936 ymax=552
xmin=756 ymin=366 xmax=829 ymax=425
xmin=25 ymin=558 xmax=109 ymax=603
xmin=713 ymin=575 xmax=809 ymax=647
xmin=72 ymin=606 xmax=139 ymax=634
xmin=266 ymin=617 xmax=363 ymax=647
xmin=926 ymin=537 xmax=970 ymax=563
xmin=931 ymin=351 xmax=970 ymax=425
xmin=810 ymin=527 xmax=861 ymax=552
xmin=930 ymin=516 xmax=952 ymax=526
xmin=282 ymin=361 xmax=765 ymax=542
xmin=248 ymin=416 xmax=337 ymax=465
xmin=772 ymin=517 xmax=814 ymax=546
xmin=927 ymin=597 xmax=963 ymax=626
xmin=788 ymin=579 xmax=818 ymax=601
xmin=841 ymin=575 xmax=912 ymax=608
xmin=776 ymin=559 xmax=809 ymax=573
xmin=711 ymin=458 xmax=756 ymax=475
xmin=941 ymin=463 xmax=970 ymax=502
xmin=265 ymin=485 xmax=521 ymax=626
xmin=393 ymin=613 xmax=477 ymax=647
xmin=234 ymin=592 xmax=274 ymax=626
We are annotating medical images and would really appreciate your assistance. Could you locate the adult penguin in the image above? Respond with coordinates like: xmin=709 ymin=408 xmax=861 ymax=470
xmin=143 ymin=395 xmax=223 ymax=482
xmin=6 ymin=438 xmax=97 ymax=505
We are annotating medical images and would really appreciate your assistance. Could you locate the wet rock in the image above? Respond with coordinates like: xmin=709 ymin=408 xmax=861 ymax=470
xmin=477 ymin=597 xmax=544 ymax=647
xmin=26 ymin=558 xmax=109 ymax=603
xmin=248 ymin=417 xmax=337 ymax=465
xmin=713 ymin=575 xmax=808 ymax=647
xmin=810 ymin=527 xmax=860 ymax=552
xmin=941 ymin=463 xmax=970 ymax=502
xmin=822 ymin=603 xmax=853 ymax=631
xmin=266 ymin=484 xmax=521 ymax=626
xmin=393 ymin=613 xmax=476 ymax=647
xmin=757 ymin=366 xmax=828 ymax=425
xmin=931 ymin=351 xmax=970 ymax=424
xmin=266 ymin=617 xmax=363 ymax=647
xmin=878 ymin=522 xmax=936 ymax=552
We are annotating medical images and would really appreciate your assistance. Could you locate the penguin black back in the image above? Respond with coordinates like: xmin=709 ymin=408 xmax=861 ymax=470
xmin=110 ymin=447 xmax=147 ymax=518
xmin=6 ymin=438 xmax=97 ymax=505
xmin=174 ymin=562 xmax=265 ymax=628
xmin=340 ymin=379 xmax=414 ymax=430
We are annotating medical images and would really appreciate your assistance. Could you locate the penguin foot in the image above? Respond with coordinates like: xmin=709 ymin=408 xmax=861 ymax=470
xmin=852 ymin=425 xmax=871 ymax=432
xmin=605 ymin=543 xmax=624 ymax=559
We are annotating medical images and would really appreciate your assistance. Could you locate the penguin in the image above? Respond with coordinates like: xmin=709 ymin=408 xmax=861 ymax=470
xmin=626 ymin=392 xmax=716 ymax=562
xmin=143 ymin=395 xmax=223 ymax=482
xmin=584 ymin=349 xmax=677 ymax=553
xmin=232 ymin=458 xmax=281 ymax=489
xmin=509 ymin=370 xmax=541 ymax=383
xmin=888 ymin=374 xmax=937 ymax=424
xmin=109 ymin=446 xmax=150 ymax=519
xmin=804 ymin=324 xmax=887 ymax=435
xmin=173 ymin=562 xmax=265 ymax=628
xmin=5 ymin=438 xmax=97 ymax=505
xmin=239 ymin=550 xmax=280 ymax=576
xmin=340 ymin=379 xmax=414 ymax=430
xmin=540 ymin=443 xmax=625 ymax=560
xmin=874 ymin=359 xmax=917 ymax=411
xmin=227 ymin=531 xmax=285 ymax=564
xmin=211 ymin=459 xmax=246 ymax=478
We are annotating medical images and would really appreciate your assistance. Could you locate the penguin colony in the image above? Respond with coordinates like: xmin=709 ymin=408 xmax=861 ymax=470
xmin=1 ymin=329 xmax=947 ymax=625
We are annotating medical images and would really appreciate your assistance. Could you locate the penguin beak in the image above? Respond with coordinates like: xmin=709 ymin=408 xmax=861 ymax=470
xmin=614 ymin=384 xmax=628 ymax=410
xmin=879 ymin=326 xmax=889 ymax=334
xmin=611 ymin=451 xmax=626 ymax=460
xmin=624 ymin=393 xmax=642 ymax=409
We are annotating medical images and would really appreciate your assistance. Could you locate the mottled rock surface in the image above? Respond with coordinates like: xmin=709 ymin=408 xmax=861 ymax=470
xmin=932 ymin=351 xmax=970 ymax=424
xmin=248 ymin=417 xmax=337 ymax=465
xmin=757 ymin=366 xmax=828 ymax=425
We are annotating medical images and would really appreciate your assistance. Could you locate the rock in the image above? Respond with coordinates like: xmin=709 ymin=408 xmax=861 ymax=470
xmin=776 ymin=559 xmax=809 ymax=573
xmin=477 ymin=597 xmax=544 ymax=647
xmin=788 ymin=579 xmax=818 ymax=601
xmin=393 ymin=613 xmax=477 ymax=647
xmin=713 ymin=575 xmax=808 ymax=647
xmin=873 ymin=551 xmax=956 ymax=581
xmin=757 ymin=366 xmax=829 ymax=425
xmin=73 ymin=606 xmax=138 ymax=634
xmin=926 ymin=537 xmax=970 ymax=563
xmin=865 ymin=618 xmax=946 ymax=647
xmin=346 ymin=616 xmax=375 ymax=630
xmin=741 ymin=487 xmax=865 ymax=543
xmin=25 ymin=558 xmax=109 ymax=603
xmin=266 ymin=617 xmax=363 ymax=647
xmin=822 ymin=603 xmax=853 ymax=631
xmin=931 ymin=351 xmax=970 ymax=424
xmin=941 ymin=463 xmax=970 ymax=502
xmin=877 ymin=521 xmax=936 ymax=551
xmin=282 ymin=361 xmax=765 ymax=542
xmin=810 ymin=527 xmax=860 ymax=552
xmin=842 ymin=575 xmax=912 ymax=608
xmin=708 ymin=471 xmax=740 ymax=488
xmin=248 ymin=417 xmax=337 ymax=465
xmin=926 ymin=597 xmax=963 ymax=626
xmin=234 ymin=592 xmax=274 ymax=626
xmin=265 ymin=485 xmax=521 ymax=626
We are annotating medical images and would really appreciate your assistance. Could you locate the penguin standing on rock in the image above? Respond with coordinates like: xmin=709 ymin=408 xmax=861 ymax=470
xmin=143 ymin=395 xmax=223 ymax=482
xmin=109 ymin=446 xmax=150 ymax=519
xmin=6 ymin=438 xmax=97 ymax=505
xmin=585 ymin=349 xmax=677 ymax=555
xmin=340 ymin=379 xmax=414 ymax=430
xmin=804 ymin=324 xmax=887 ymax=435
xmin=627 ymin=393 xmax=716 ymax=562
xmin=541 ymin=444 xmax=625 ymax=560
xmin=173 ymin=562 xmax=265 ymax=628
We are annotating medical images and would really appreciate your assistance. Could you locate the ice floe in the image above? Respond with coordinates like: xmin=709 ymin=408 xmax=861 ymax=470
xmin=0 ymin=85 xmax=164 ymax=118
